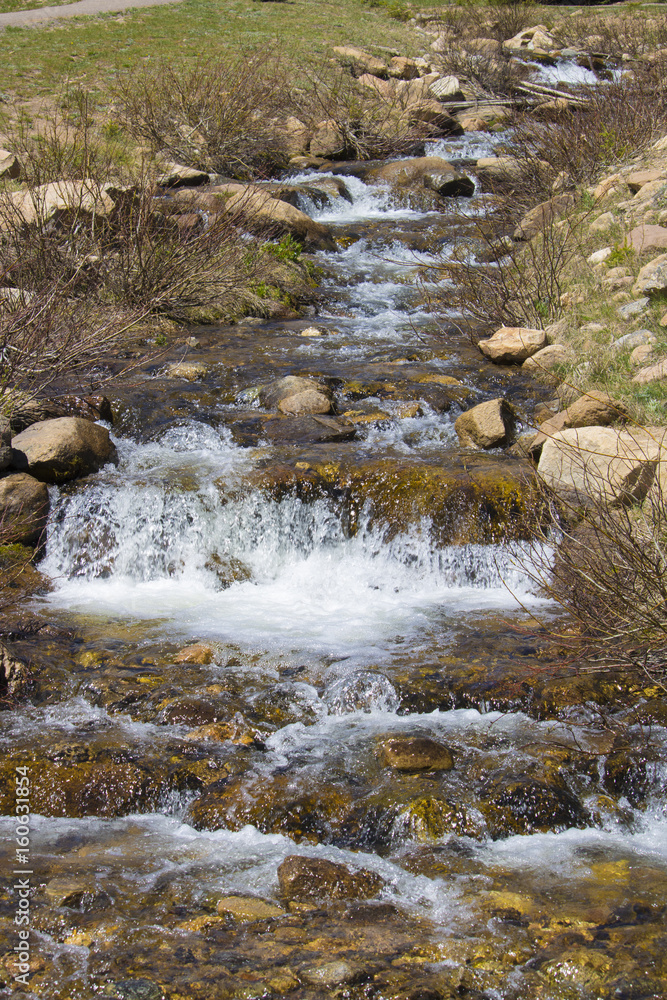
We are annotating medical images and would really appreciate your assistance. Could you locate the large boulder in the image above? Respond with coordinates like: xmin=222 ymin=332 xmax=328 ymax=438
xmin=627 ymin=225 xmax=667 ymax=254
xmin=0 ymin=473 xmax=49 ymax=544
xmin=408 ymin=101 xmax=464 ymax=138
xmin=537 ymin=426 xmax=660 ymax=504
xmin=522 ymin=343 xmax=571 ymax=373
xmin=11 ymin=417 xmax=118 ymax=484
xmin=475 ymin=156 xmax=524 ymax=185
xmin=259 ymin=376 xmax=334 ymax=414
xmin=156 ymin=162 xmax=210 ymax=188
xmin=366 ymin=157 xmax=473 ymax=197
xmin=503 ymin=25 xmax=559 ymax=55
xmin=277 ymin=856 xmax=383 ymax=902
xmin=223 ymin=189 xmax=337 ymax=251
xmin=5 ymin=180 xmax=120 ymax=228
xmin=478 ymin=327 xmax=547 ymax=364
xmin=529 ymin=391 xmax=626 ymax=457
xmin=454 ymin=398 xmax=516 ymax=449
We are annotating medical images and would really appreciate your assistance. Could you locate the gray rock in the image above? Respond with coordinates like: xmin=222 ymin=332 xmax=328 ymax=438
xmin=618 ymin=297 xmax=649 ymax=320
xmin=611 ymin=329 xmax=656 ymax=352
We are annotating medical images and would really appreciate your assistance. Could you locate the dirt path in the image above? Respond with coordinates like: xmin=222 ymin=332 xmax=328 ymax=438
xmin=0 ymin=0 xmax=182 ymax=29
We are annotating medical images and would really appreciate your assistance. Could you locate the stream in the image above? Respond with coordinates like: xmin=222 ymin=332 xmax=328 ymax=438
xmin=1 ymin=131 xmax=666 ymax=1000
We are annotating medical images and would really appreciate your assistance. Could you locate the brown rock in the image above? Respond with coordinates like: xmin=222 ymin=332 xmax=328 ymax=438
xmin=388 ymin=56 xmax=420 ymax=80
xmin=11 ymin=417 xmax=118 ymax=484
xmin=223 ymin=189 xmax=336 ymax=251
xmin=259 ymin=375 xmax=333 ymax=411
xmin=632 ymin=358 xmax=667 ymax=385
xmin=216 ymin=896 xmax=285 ymax=922
xmin=632 ymin=253 xmax=667 ymax=297
xmin=454 ymin=398 xmax=516 ymax=449
xmin=310 ymin=120 xmax=346 ymax=159
xmin=173 ymin=643 xmax=214 ymax=665
xmin=478 ymin=327 xmax=547 ymax=364
xmin=6 ymin=180 xmax=120 ymax=228
xmin=530 ymin=391 xmax=626 ymax=456
xmin=382 ymin=737 xmax=454 ymax=771
xmin=409 ymin=101 xmax=464 ymax=138
xmin=475 ymin=156 xmax=524 ymax=184
xmin=0 ymin=473 xmax=49 ymax=545
xmin=0 ymin=148 xmax=21 ymax=181
xmin=366 ymin=156 xmax=471 ymax=196
xmin=627 ymin=225 xmax=667 ymax=253
xmin=277 ymin=389 xmax=333 ymax=416
xmin=277 ymin=856 xmax=383 ymax=902
xmin=514 ymin=194 xmax=576 ymax=241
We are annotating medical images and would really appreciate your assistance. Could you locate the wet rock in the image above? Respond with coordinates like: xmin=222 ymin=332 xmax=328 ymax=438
xmin=103 ymin=981 xmax=166 ymax=1000
xmin=173 ymin=643 xmax=214 ymax=665
xmin=300 ymin=959 xmax=359 ymax=987
xmin=0 ymin=641 xmax=32 ymax=701
xmin=0 ymin=473 xmax=50 ymax=544
xmin=259 ymin=375 xmax=333 ymax=411
xmin=216 ymin=895 xmax=286 ymax=922
xmin=537 ymin=426 xmax=660 ymax=504
xmin=367 ymin=157 xmax=472 ymax=197
xmin=44 ymin=877 xmax=112 ymax=910
xmin=479 ymin=770 xmax=588 ymax=837
xmin=164 ymin=361 xmax=208 ymax=380
xmin=11 ymin=417 xmax=118 ymax=484
xmin=277 ymin=856 xmax=384 ymax=901
xmin=261 ymin=415 xmax=356 ymax=445
xmin=382 ymin=737 xmax=454 ymax=771
xmin=160 ymin=698 xmax=224 ymax=726
xmin=478 ymin=327 xmax=547 ymax=364
xmin=454 ymin=398 xmax=516 ymax=449
xmin=514 ymin=194 xmax=576 ymax=241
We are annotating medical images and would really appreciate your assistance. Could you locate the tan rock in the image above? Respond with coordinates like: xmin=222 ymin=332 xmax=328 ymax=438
xmin=216 ymin=896 xmax=285 ymax=922
xmin=632 ymin=253 xmax=667 ymax=296
xmin=530 ymin=391 xmax=626 ymax=456
xmin=589 ymin=211 xmax=615 ymax=234
xmin=388 ymin=56 xmax=420 ymax=80
xmin=593 ymin=173 xmax=624 ymax=202
xmin=0 ymin=148 xmax=21 ymax=181
xmin=627 ymin=169 xmax=665 ymax=193
xmin=475 ymin=156 xmax=523 ymax=184
xmin=409 ymin=101 xmax=463 ymax=138
xmin=478 ymin=327 xmax=547 ymax=364
xmin=632 ymin=359 xmax=667 ymax=385
xmin=366 ymin=156 xmax=471 ymax=196
xmin=156 ymin=162 xmax=209 ymax=187
xmin=522 ymin=344 xmax=571 ymax=373
xmin=357 ymin=73 xmax=395 ymax=99
xmin=11 ymin=417 xmax=118 ymax=484
xmin=277 ymin=856 xmax=383 ymax=902
xmin=627 ymin=224 xmax=667 ymax=253
xmin=165 ymin=361 xmax=208 ymax=381
xmin=174 ymin=643 xmax=214 ymax=665
xmin=629 ymin=343 xmax=654 ymax=366
xmin=309 ymin=120 xmax=346 ymax=159
xmin=223 ymin=189 xmax=336 ymax=251
xmin=503 ymin=25 xmax=558 ymax=54
xmin=332 ymin=45 xmax=387 ymax=78
xmin=454 ymin=398 xmax=515 ymax=449
xmin=0 ymin=473 xmax=49 ymax=545
xmin=537 ymin=426 xmax=660 ymax=504
xmin=5 ymin=180 xmax=118 ymax=228
xmin=277 ymin=389 xmax=333 ymax=416
xmin=259 ymin=376 xmax=333 ymax=411
xmin=382 ymin=737 xmax=454 ymax=771
xmin=514 ymin=194 xmax=575 ymax=241
xmin=282 ymin=116 xmax=310 ymax=156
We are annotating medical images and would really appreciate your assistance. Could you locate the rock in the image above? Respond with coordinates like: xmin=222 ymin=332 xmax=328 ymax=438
xmin=388 ymin=56 xmax=420 ymax=80
xmin=382 ymin=737 xmax=454 ymax=771
xmin=409 ymin=101 xmax=465 ymax=139
xmin=223 ymin=189 xmax=336 ymax=251
xmin=475 ymin=156 xmax=523 ymax=185
xmin=0 ymin=415 xmax=11 ymax=472
xmin=429 ymin=75 xmax=463 ymax=100
xmin=454 ymin=398 xmax=516 ymax=449
xmin=300 ymin=961 xmax=357 ymax=988
xmin=480 ymin=771 xmax=587 ymax=837
xmin=0 ymin=473 xmax=50 ymax=544
xmin=514 ymin=194 xmax=576 ymax=241
xmin=259 ymin=375 xmax=333 ymax=412
xmin=0 ymin=148 xmax=21 ymax=180
xmin=357 ymin=73 xmax=395 ymax=100
xmin=6 ymin=180 xmax=120 ymax=228
xmin=611 ymin=329 xmax=656 ymax=352
xmin=627 ymin=224 xmax=667 ymax=253
xmin=632 ymin=359 xmax=667 ymax=385
xmin=156 ymin=162 xmax=209 ymax=187
xmin=537 ymin=427 xmax=659 ymax=505
xmin=7 ymin=394 xmax=113 ymax=433
xmin=277 ymin=856 xmax=383 ymax=902
xmin=173 ymin=643 xmax=214 ymax=665
xmin=1 ymin=642 xmax=31 ymax=701
xmin=630 ymin=343 xmax=654 ymax=366
xmin=366 ymin=156 xmax=472 ymax=196
xmin=11 ymin=417 xmax=118 ymax=484
xmin=627 ymin=169 xmax=665 ymax=193
xmin=332 ymin=45 xmax=387 ymax=78
xmin=44 ymin=877 xmax=111 ymax=910
xmin=478 ymin=326 xmax=547 ymax=364
xmin=618 ymin=297 xmax=649 ymax=320
xmin=310 ymin=120 xmax=346 ymax=159
xmin=103 ymin=980 xmax=164 ymax=1000
xmin=282 ymin=116 xmax=310 ymax=157
xmin=165 ymin=361 xmax=208 ymax=380
xmin=261 ymin=415 xmax=354 ymax=444
xmin=216 ymin=896 xmax=285 ymax=922
xmin=522 ymin=344 xmax=571 ymax=373
xmin=503 ymin=25 xmax=559 ymax=54
xmin=632 ymin=253 xmax=667 ymax=296
xmin=529 ymin=391 xmax=626 ymax=457
xmin=588 ymin=247 xmax=612 ymax=264
xmin=589 ymin=211 xmax=615 ymax=233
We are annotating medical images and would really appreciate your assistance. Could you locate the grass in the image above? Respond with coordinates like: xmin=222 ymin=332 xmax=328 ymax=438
xmin=0 ymin=0 xmax=423 ymax=100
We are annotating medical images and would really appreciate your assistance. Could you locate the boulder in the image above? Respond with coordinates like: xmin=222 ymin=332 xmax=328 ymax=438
xmin=477 ymin=327 xmax=547 ymax=364
xmin=454 ymin=398 xmax=516 ymax=449
xmin=259 ymin=375 xmax=333 ymax=413
xmin=277 ymin=856 xmax=383 ymax=902
xmin=0 ymin=473 xmax=49 ymax=545
xmin=632 ymin=359 xmax=667 ymax=385
xmin=0 ymin=148 xmax=21 ymax=181
xmin=529 ymin=391 xmax=626 ymax=457
xmin=522 ymin=344 xmax=571 ymax=373
xmin=429 ymin=75 xmax=464 ymax=100
xmin=409 ymin=101 xmax=465 ymax=138
xmin=627 ymin=225 xmax=667 ymax=253
xmin=503 ymin=25 xmax=559 ymax=54
xmin=11 ymin=417 xmax=118 ymax=484
xmin=310 ymin=120 xmax=346 ymax=159
xmin=475 ymin=156 xmax=524 ymax=185
xmin=156 ymin=162 xmax=210 ymax=188
xmin=537 ymin=426 xmax=659 ymax=504
xmin=222 ymin=189 xmax=337 ymax=251
xmin=514 ymin=194 xmax=576 ymax=241
xmin=382 ymin=737 xmax=454 ymax=771
xmin=165 ymin=361 xmax=208 ymax=380
xmin=332 ymin=46 xmax=387 ymax=78
xmin=632 ymin=253 xmax=667 ymax=297
xmin=366 ymin=156 xmax=473 ymax=196
xmin=262 ymin=415 xmax=354 ymax=444
xmin=388 ymin=56 xmax=420 ymax=80
xmin=626 ymin=169 xmax=665 ymax=193
xmin=357 ymin=73 xmax=395 ymax=100
xmin=6 ymin=180 xmax=119 ymax=228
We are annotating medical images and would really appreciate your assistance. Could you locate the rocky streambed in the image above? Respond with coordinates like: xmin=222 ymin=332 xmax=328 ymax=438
xmin=0 ymin=128 xmax=666 ymax=1000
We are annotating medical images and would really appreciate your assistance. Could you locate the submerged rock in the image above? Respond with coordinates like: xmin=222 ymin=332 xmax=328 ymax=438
xmin=382 ymin=737 xmax=454 ymax=771
xmin=277 ymin=856 xmax=384 ymax=901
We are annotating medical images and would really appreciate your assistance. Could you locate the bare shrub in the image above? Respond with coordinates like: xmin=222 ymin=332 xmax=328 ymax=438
xmin=112 ymin=51 xmax=295 ymax=179
xmin=507 ymin=62 xmax=667 ymax=189
xmin=553 ymin=11 xmax=667 ymax=60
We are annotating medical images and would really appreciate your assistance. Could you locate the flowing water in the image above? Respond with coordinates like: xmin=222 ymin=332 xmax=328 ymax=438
xmin=1 ymin=132 xmax=666 ymax=1000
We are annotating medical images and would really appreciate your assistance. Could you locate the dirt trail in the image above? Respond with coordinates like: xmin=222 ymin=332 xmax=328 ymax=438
xmin=0 ymin=0 xmax=182 ymax=29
